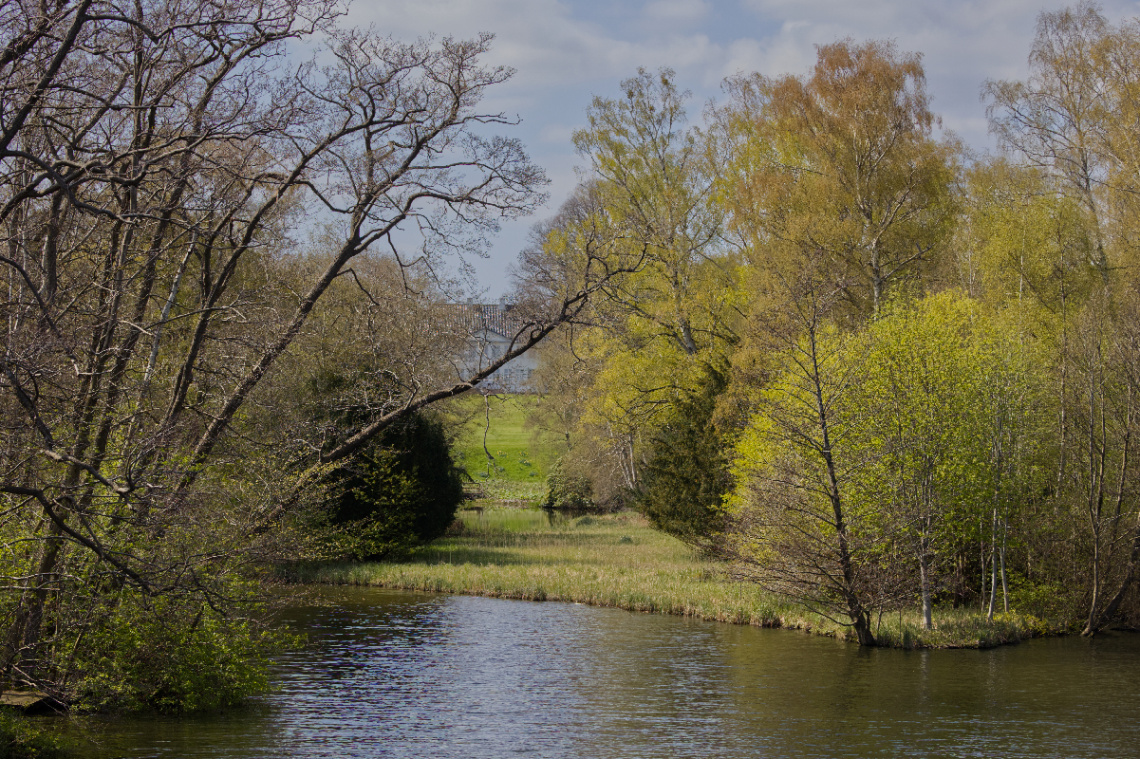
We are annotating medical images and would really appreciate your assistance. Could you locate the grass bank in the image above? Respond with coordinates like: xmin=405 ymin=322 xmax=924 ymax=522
xmin=291 ymin=508 xmax=1059 ymax=649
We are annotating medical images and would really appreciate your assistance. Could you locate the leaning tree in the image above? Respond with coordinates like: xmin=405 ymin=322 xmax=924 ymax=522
xmin=0 ymin=0 xmax=633 ymax=704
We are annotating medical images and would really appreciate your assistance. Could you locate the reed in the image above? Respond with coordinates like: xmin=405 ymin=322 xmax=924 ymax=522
xmin=291 ymin=508 xmax=1061 ymax=648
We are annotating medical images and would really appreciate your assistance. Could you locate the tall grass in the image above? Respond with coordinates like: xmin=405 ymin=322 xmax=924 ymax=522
xmin=295 ymin=509 xmax=792 ymax=624
xmin=291 ymin=508 xmax=1059 ymax=648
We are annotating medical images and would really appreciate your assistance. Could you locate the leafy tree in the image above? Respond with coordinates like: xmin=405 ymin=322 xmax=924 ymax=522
xmin=983 ymin=3 xmax=1140 ymax=633
xmin=849 ymin=294 xmax=980 ymax=630
xmin=985 ymin=2 xmax=1112 ymax=278
xmin=848 ymin=292 xmax=1048 ymax=629
xmin=730 ymin=284 xmax=1058 ymax=636
xmin=542 ymin=460 xmax=595 ymax=512
xmin=957 ymin=159 xmax=1100 ymax=309
xmin=573 ymin=67 xmax=736 ymax=360
xmin=718 ymin=39 xmax=959 ymax=319
xmin=971 ymin=308 xmax=1054 ymax=619
xmin=529 ymin=70 xmax=741 ymax=498
xmin=0 ymin=0 xmax=623 ymax=709
xmin=726 ymin=264 xmax=878 ymax=646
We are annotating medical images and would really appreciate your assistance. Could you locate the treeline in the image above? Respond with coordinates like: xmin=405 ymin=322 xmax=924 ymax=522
xmin=530 ymin=3 xmax=1140 ymax=645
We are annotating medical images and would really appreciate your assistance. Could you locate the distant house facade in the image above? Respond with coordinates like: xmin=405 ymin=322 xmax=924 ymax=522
xmin=447 ymin=302 xmax=538 ymax=393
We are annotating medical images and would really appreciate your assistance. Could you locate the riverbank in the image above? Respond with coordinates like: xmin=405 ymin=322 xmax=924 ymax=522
xmin=288 ymin=508 xmax=1059 ymax=649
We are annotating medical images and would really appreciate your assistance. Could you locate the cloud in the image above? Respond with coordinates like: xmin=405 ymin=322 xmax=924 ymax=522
xmin=643 ymin=0 xmax=711 ymax=24
xmin=338 ymin=0 xmax=1140 ymax=294
xmin=725 ymin=0 xmax=1140 ymax=145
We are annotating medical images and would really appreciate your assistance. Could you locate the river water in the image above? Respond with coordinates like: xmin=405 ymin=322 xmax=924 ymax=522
xmin=77 ymin=586 xmax=1140 ymax=758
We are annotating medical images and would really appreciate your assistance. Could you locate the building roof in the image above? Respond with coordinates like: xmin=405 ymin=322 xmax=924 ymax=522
xmin=442 ymin=302 xmax=530 ymax=340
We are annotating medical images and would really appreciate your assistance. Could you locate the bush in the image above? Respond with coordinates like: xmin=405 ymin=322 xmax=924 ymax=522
xmin=70 ymin=590 xmax=280 ymax=713
xmin=0 ymin=713 xmax=74 ymax=759
xmin=634 ymin=363 xmax=731 ymax=545
xmin=322 ymin=412 xmax=465 ymax=560
xmin=542 ymin=461 xmax=595 ymax=511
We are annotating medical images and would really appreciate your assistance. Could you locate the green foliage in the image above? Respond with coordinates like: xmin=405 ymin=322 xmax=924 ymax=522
xmin=0 ymin=713 xmax=74 ymax=759
xmin=852 ymin=295 xmax=988 ymax=528
xmin=729 ymin=290 xmax=1059 ymax=630
xmin=635 ymin=363 xmax=731 ymax=545
xmin=322 ymin=413 xmax=465 ymax=560
xmin=70 ymin=591 xmax=279 ymax=713
xmin=719 ymin=39 xmax=959 ymax=319
xmin=727 ymin=313 xmax=875 ymax=625
xmin=534 ymin=67 xmax=741 ymax=504
xmin=851 ymin=293 xmax=1052 ymax=600
xmin=542 ymin=461 xmax=595 ymax=511
xmin=961 ymin=159 xmax=1100 ymax=309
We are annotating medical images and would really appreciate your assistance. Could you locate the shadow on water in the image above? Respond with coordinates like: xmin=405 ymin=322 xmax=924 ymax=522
xmin=72 ymin=587 xmax=1140 ymax=759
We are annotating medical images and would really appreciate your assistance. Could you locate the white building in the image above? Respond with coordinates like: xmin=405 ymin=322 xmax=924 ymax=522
xmin=448 ymin=303 xmax=538 ymax=393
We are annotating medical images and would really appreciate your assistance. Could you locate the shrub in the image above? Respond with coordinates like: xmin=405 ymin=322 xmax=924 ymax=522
xmin=0 ymin=712 xmax=74 ymax=759
xmin=542 ymin=461 xmax=595 ymax=511
xmin=322 ymin=412 xmax=465 ymax=560
xmin=70 ymin=590 xmax=280 ymax=713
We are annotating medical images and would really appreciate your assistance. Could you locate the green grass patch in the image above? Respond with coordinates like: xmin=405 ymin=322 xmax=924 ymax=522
xmin=465 ymin=478 xmax=546 ymax=502
xmin=293 ymin=509 xmax=793 ymax=625
xmin=449 ymin=395 xmax=559 ymax=503
xmin=290 ymin=508 xmax=1060 ymax=648
xmin=869 ymin=608 xmax=1059 ymax=649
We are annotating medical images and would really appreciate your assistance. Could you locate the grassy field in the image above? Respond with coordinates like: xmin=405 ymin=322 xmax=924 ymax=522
xmin=293 ymin=507 xmax=1060 ymax=649
xmin=449 ymin=394 xmax=559 ymax=502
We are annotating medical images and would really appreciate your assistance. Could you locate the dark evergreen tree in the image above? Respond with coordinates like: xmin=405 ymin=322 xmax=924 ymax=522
xmin=635 ymin=364 xmax=731 ymax=545
xmin=307 ymin=371 xmax=465 ymax=560
xmin=324 ymin=413 xmax=465 ymax=559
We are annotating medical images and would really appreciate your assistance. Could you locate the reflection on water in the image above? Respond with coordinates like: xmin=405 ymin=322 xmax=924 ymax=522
xmin=77 ymin=587 xmax=1140 ymax=758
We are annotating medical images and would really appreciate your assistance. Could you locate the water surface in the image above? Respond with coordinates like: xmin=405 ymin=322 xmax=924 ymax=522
xmin=81 ymin=587 xmax=1140 ymax=758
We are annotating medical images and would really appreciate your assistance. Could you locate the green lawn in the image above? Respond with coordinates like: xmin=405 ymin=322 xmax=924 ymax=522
xmin=449 ymin=394 xmax=559 ymax=502
xmin=293 ymin=507 xmax=1059 ymax=649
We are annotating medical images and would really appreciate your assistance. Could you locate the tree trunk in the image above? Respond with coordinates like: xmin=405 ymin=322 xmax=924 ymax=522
xmin=1084 ymin=514 xmax=1140 ymax=635
xmin=809 ymin=327 xmax=875 ymax=646
xmin=1000 ymin=515 xmax=1009 ymax=613
xmin=1085 ymin=366 xmax=1107 ymax=635
xmin=920 ymin=544 xmax=933 ymax=630
xmin=988 ymin=506 xmax=998 ymax=622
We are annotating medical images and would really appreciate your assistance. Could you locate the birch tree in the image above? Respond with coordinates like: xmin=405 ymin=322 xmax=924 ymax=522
xmin=530 ymin=70 xmax=741 ymax=496
xmin=727 ymin=258 xmax=878 ymax=646
xmin=984 ymin=3 xmax=1140 ymax=633
xmin=718 ymin=39 xmax=959 ymax=320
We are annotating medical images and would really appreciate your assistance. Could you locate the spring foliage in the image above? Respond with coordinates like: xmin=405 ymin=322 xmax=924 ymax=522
xmin=537 ymin=8 xmax=1140 ymax=642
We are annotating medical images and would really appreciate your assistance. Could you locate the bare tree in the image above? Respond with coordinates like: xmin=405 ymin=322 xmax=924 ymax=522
xmin=0 ymin=0 xmax=626 ymax=702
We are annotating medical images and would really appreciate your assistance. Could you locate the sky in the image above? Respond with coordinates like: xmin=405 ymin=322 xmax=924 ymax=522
xmin=344 ymin=0 xmax=1140 ymax=297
